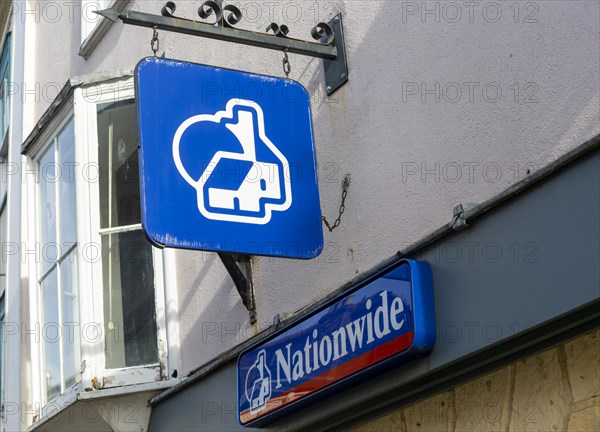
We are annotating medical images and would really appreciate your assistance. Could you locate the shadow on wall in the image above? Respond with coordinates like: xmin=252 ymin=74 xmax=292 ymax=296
xmin=180 ymin=0 xmax=600 ymax=371
xmin=251 ymin=0 xmax=600 ymax=327
xmin=179 ymin=251 xmax=252 ymax=375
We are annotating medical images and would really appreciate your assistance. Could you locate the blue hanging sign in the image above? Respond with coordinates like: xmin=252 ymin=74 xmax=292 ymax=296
xmin=136 ymin=57 xmax=323 ymax=258
xmin=237 ymin=259 xmax=436 ymax=426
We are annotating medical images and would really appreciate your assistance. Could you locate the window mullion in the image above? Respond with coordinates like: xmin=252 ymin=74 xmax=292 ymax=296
xmin=53 ymin=138 xmax=66 ymax=394
xmin=78 ymin=88 xmax=107 ymax=386
xmin=34 ymin=158 xmax=46 ymax=406
xmin=107 ymin=117 xmax=114 ymax=362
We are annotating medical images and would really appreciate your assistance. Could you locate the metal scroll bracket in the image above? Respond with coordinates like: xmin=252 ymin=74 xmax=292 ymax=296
xmin=95 ymin=2 xmax=349 ymax=96
xmin=218 ymin=253 xmax=256 ymax=324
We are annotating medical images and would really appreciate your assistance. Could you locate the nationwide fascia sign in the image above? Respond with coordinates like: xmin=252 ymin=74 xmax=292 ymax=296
xmin=237 ymin=259 xmax=436 ymax=426
xmin=135 ymin=57 xmax=323 ymax=259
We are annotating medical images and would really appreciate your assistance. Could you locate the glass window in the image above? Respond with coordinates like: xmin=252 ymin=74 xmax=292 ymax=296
xmin=0 ymin=159 xmax=8 ymax=208
xmin=97 ymin=100 xmax=158 ymax=369
xmin=0 ymin=33 xmax=11 ymax=145
xmin=1 ymin=159 xmax=8 ymax=295
xmin=26 ymin=77 xmax=169 ymax=407
xmin=38 ymin=119 xmax=81 ymax=402
xmin=0 ymin=294 xmax=5 ymax=417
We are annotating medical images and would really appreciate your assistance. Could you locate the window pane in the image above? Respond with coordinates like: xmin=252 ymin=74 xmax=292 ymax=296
xmin=61 ymin=253 xmax=80 ymax=388
xmin=0 ymin=33 xmax=10 ymax=140
xmin=102 ymin=230 xmax=158 ymax=369
xmin=38 ymin=119 xmax=81 ymax=401
xmin=97 ymin=100 xmax=141 ymax=229
xmin=58 ymin=120 xmax=77 ymax=246
xmin=0 ymin=72 xmax=8 ymax=139
xmin=0 ymin=202 xmax=7 ymax=294
xmin=0 ymin=295 xmax=5 ymax=412
xmin=39 ymin=147 xmax=57 ymax=274
xmin=41 ymin=270 xmax=61 ymax=401
xmin=0 ymin=159 xmax=8 ymax=203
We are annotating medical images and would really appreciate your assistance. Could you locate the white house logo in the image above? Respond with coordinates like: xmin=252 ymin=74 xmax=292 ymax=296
xmin=244 ymin=349 xmax=272 ymax=414
xmin=172 ymin=99 xmax=292 ymax=225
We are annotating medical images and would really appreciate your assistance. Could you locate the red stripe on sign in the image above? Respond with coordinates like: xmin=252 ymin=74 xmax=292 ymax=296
xmin=240 ymin=330 xmax=414 ymax=424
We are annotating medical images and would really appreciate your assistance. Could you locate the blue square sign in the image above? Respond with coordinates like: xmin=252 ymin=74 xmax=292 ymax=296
xmin=136 ymin=58 xmax=323 ymax=258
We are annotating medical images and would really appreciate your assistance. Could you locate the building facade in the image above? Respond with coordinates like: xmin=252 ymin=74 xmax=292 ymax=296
xmin=0 ymin=1 xmax=598 ymax=431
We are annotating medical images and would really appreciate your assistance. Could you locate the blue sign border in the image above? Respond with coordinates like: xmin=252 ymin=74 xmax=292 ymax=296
xmin=237 ymin=259 xmax=436 ymax=427
xmin=134 ymin=57 xmax=324 ymax=258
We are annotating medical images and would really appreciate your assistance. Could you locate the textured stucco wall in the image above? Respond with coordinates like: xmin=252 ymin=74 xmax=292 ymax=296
xmin=350 ymin=329 xmax=600 ymax=432
xmin=24 ymin=1 xmax=600 ymax=375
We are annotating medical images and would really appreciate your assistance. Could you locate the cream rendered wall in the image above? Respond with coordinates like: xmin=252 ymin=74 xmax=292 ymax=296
xmin=26 ymin=1 xmax=599 ymax=375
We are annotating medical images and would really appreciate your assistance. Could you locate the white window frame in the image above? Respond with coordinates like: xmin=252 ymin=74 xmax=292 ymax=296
xmin=75 ymin=77 xmax=168 ymax=388
xmin=35 ymin=111 xmax=80 ymax=404
xmin=27 ymin=105 xmax=80 ymax=410
xmin=0 ymin=32 xmax=11 ymax=155
xmin=0 ymin=294 xmax=5 ymax=425
xmin=26 ymin=75 xmax=172 ymax=412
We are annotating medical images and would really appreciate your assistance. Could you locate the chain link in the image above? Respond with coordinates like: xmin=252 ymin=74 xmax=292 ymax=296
xmin=151 ymin=26 xmax=160 ymax=57
xmin=282 ymin=49 xmax=291 ymax=78
xmin=323 ymin=175 xmax=351 ymax=232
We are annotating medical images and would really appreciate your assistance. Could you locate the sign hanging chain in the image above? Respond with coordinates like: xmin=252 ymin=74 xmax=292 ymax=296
xmin=282 ymin=49 xmax=291 ymax=78
xmin=323 ymin=175 xmax=351 ymax=232
xmin=151 ymin=26 xmax=160 ymax=57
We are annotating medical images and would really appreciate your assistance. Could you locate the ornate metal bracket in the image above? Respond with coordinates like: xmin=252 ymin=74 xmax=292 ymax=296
xmin=218 ymin=253 xmax=256 ymax=324
xmin=96 ymin=1 xmax=349 ymax=95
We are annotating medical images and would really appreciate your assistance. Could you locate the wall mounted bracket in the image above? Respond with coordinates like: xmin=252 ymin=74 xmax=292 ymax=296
xmin=218 ymin=253 xmax=256 ymax=324
xmin=96 ymin=1 xmax=349 ymax=95
xmin=323 ymin=14 xmax=348 ymax=96
xmin=95 ymin=1 xmax=348 ymax=323
xmin=450 ymin=204 xmax=469 ymax=231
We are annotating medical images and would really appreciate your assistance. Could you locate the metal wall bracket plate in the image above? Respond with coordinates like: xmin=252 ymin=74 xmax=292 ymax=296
xmin=324 ymin=14 xmax=349 ymax=96
xmin=450 ymin=204 xmax=469 ymax=231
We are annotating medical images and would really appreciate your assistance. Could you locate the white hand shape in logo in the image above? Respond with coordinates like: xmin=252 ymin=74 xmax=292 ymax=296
xmin=173 ymin=99 xmax=292 ymax=224
xmin=245 ymin=349 xmax=272 ymax=414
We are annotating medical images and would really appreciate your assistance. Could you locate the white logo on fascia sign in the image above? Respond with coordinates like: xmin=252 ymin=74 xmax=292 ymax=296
xmin=172 ymin=99 xmax=292 ymax=225
xmin=245 ymin=349 xmax=272 ymax=414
